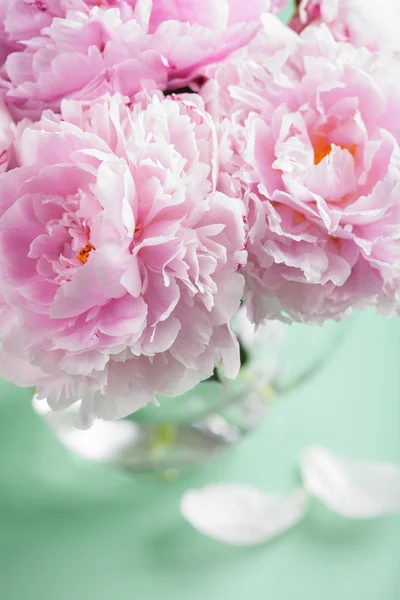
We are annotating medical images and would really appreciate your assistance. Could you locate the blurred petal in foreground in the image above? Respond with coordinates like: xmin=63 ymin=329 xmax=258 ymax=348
xmin=181 ymin=484 xmax=308 ymax=546
xmin=302 ymin=446 xmax=400 ymax=518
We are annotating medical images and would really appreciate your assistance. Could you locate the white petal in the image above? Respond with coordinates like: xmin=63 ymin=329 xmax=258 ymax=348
xmin=301 ymin=446 xmax=400 ymax=518
xmin=95 ymin=159 xmax=135 ymax=237
xmin=180 ymin=484 xmax=308 ymax=546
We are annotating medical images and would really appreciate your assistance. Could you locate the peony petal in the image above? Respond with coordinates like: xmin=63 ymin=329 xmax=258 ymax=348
xmin=181 ymin=484 xmax=308 ymax=546
xmin=50 ymin=261 xmax=107 ymax=319
xmin=121 ymin=255 xmax=142 ymax=298
xmin=301 ymin=446 xmax=400 ymax=518
xmin=95 ymin=159 xmax=136 ymax=238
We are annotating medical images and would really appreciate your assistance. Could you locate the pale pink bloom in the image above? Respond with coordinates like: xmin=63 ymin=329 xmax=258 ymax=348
xmin=0 ymin=93 xmax=246 ymax=427
xmin=4 ymin=6 xmax=167 ymax=119
xmin=291 ymin=0 xmax=400 ymax=52
xmin=0 ymin=0 xmax=137 ymax=45
xmin=0 ymin=0 xmax=63 ymax=44
xmin=202 ymin=16 xmax=400 ymax=323
xmin=148 ymin=0 xmax=285 ymax=85
xmin=149 ymin=0 xmax=284 ymax=29
xmin=2 ymin=1 xmax=284 ymax=117
xmin=0 ymin=0 xmax=79 ymax=68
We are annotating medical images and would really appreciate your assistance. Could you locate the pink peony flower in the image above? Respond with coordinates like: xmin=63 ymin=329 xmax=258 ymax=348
xmin=202 ymin=16 xmax=400 ymax=323
xmin=0 ymin=0 xmax=64 ymax=44
xmin=148 ymin=0 xmax=286 ymax=85
xmin=2 ymin=0 xmax=285 ymax=117
xmin=0 ymin=92 xmax=246 ymax=427
xmin=0 ymin=0 xmax=92 ymax=67
xmin=291 ymin=0 xmax=400 ymax=52
xmin=0 ymin=0 xmax=144 ymax=45
xmin=4 ymin=6 xmax=167 ymax=119
xmin=149 ymin=0 xmax=285 ymax=29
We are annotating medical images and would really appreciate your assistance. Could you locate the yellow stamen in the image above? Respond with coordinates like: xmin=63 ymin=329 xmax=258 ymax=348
xmin=313 ymin=137 xmax=357 ymax=165
xmin=294 ymin=211 xmax=307 ymax=225
xmin=77 ymin=242 xmax=95 ymax=264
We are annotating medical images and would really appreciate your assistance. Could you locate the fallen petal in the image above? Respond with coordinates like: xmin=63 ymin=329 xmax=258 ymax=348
xmin=301 ymin=446 xmax=400 ymax=518
xmin=180 ymin=484 xmax=308 ymax=546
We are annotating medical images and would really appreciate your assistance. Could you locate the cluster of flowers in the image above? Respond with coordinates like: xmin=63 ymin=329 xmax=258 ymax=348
xmin=0 ymin=0 xmax=399 ymax=427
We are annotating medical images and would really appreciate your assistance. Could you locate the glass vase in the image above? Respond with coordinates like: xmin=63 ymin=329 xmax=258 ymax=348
xmin=33 ymin=313 xmax=352 ymax=472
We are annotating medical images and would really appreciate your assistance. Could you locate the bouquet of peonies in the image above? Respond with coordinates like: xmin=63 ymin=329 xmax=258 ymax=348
xmin=0 ymin=0 xmax=399 ymax=428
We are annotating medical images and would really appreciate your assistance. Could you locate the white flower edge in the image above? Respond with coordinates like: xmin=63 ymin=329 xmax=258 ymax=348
xmin=301 ymin=446 xmax=400 ymax=518
xmin=180 ymin=484 xmax=309 ymax=546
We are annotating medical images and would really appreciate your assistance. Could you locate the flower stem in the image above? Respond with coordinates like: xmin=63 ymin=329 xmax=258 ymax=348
xmin=150 ymin=423 xmax=178 ymax=457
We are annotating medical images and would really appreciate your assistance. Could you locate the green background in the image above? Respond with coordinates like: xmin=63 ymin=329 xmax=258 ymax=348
xmin=1 ymin=313 xmax=400 ymax=600
xmin=2 ymin=3 xmax=400 ymax=598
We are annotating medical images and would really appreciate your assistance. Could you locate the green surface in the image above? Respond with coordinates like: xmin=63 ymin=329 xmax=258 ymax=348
xmin=1 ymin=310 xmax=400 ymax=600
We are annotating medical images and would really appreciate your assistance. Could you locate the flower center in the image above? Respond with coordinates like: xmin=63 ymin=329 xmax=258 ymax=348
xmin=76 ymin=242 xmax=95 ymax=264
xmin=313 ymin=136 xmax=357 ymax=165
